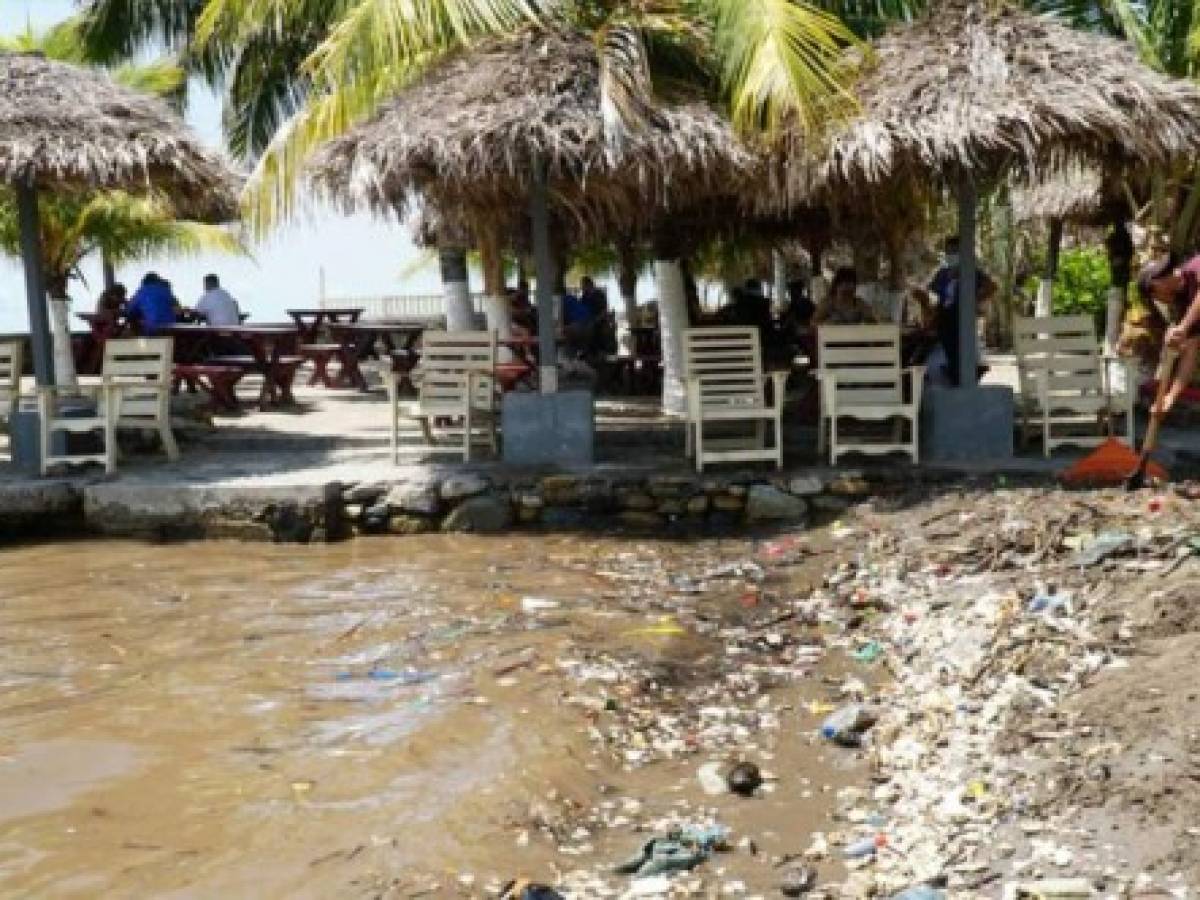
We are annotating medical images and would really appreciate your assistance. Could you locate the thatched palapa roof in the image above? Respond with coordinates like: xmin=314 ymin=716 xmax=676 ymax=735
xmin=0 ymin=51 xmax=239 ymax=220
xmin=309 ymin=29 xmax=758 ymax=236
xmin=803 ymin=1 xmax=1200 ymax=197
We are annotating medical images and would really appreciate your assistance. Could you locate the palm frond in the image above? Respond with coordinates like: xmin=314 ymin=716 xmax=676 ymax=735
xmin=703 ymin=0 xmax=858 ymax=135
xmin=596 ymin=21 xmax=666 ymax=148
xmin=307 ymin=0 xmax=558 ymax=84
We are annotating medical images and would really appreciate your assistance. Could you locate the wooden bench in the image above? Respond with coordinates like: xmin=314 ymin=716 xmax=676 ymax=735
xmin=299 ymin=342 xmax=348 ymax=388
xmin=172 ymin=363 xmax=246 ymax=412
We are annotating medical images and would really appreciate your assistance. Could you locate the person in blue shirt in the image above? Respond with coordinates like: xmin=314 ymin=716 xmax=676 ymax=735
xmin=919 ymin=237 xmax=995 ymax=386
xmin=126 ymin=273 xmax=178 ymax=335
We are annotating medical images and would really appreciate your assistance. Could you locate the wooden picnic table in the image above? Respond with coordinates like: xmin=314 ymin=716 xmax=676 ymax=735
xmin=287 ymin=307 xmax=365 ymax=343
xmin=328 ymin=320 xmax=429 ymax=391
xmin=164 ymin=323 xmax=302 ymax=410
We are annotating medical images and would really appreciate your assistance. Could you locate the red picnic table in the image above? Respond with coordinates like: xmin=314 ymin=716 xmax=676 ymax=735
xmin=328 ymin=320 xmax=429 ymax=391
xmin=286 ymin=307 xmax=365 ymax=343
xmin=164 ymin=323 xmax=302 ymax=411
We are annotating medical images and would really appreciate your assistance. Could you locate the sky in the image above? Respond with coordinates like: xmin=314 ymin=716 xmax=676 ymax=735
xmin=0 ymin=0 xmax=447 ymax=331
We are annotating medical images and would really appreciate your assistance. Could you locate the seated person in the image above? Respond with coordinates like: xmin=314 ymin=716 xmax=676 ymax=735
xmin=813 ymin=267 xmax=877 ymax=325
xmin=194 ymin=274 xmax=242 ymax=326
xmin=910 ymin=242 xmax=996 ymax=386
xmin=126 ymin=273 xmax=177 ymax=335
xmin=562 ymin=288 xmax=595 ymax=358
xmin=509 ymin=286 xmax=536 ymax=337
xmin=94 ymin=283 xmax=127 ymax=328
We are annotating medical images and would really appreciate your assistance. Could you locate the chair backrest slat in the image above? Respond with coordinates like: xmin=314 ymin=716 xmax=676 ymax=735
xmin=102 ymin=337 xmax=173 ymax=383
xmin=1014 ymin=315 xmax=1103 ymax=400
xmin=420 ymin=330 xmax=496 ymax=374
xmin=684 ymin=327 xmax=764 ymax=407
xmin=0 ymin=339 xmax=23 ymax=416
xmin=817 ymin=324 xmax=903 ymax=405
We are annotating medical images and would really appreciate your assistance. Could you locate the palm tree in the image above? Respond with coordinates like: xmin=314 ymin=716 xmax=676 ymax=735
xmin=0 ymin=16 xmax=242 ymax=386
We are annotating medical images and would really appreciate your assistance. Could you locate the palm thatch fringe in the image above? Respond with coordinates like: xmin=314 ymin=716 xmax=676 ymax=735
xmin=308 ymin=28 xmax=760 ymax=236
xmin=0 ymin=50 xmax=239 ymax=221
xmin=798 ymin=0 xmax=1200 ymax=198
xmin=1010 ymin=166 xmax=1108 ymax=225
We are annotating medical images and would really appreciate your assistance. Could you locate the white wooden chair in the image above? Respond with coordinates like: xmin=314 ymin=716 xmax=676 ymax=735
xmin=390 ymin=330 xmax=497 ymax=463
xmin=816 ymin=324 xmax=923 ymax=464
xmin=1014 ymin=315 xmax=1134 ymax=456
xmin=0 ymin=339 xmax=24 ymax=426
xmin=682 ymin=327 xmax=786 ymax=472
xmin=38 ymin=337 xmax=179 ymax=475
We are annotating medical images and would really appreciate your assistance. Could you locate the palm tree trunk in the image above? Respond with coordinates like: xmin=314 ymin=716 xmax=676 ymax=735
xmin=46 ymin=274 xmax=78 ymax=390
xmin=1036 ymin=218 xmax=1063 ymax=317
xmin=772 ymin=249 xmax=788 ymax=309
xmin=102 ymin=251 xmax=116 ymax=291
xmin=438 ymin=245 xmax=474 ymax=331
xmin=479 ymin=226 xmax=512 ymax=361
xmin=617 ymin=243 xmax=639 ymax=353
xmin=655 ymin=258 xmax=688 ymax=416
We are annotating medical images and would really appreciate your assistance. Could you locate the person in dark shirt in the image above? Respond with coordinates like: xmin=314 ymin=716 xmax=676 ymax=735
xmin=917 ymin=237 xmax=995 ymax=386
xmin=126 ymin=273 xmax=178 ymax=334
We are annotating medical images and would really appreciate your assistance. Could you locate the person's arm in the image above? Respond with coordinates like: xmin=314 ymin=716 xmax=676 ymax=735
xmin=1169 ymin=283 xmax=1200 ymax=346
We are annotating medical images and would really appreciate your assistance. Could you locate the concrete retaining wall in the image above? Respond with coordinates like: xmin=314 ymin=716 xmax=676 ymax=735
xmin=0 ymin=466 xmax=1044 ymax=543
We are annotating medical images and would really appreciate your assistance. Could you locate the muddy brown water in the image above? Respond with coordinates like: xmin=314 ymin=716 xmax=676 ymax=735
xmin=0 ymin=534 xmax=867 ymax=898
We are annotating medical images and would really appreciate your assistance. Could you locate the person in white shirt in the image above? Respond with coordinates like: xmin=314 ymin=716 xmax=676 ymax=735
xmin=194 ymin=274 xmax=242 ymax=326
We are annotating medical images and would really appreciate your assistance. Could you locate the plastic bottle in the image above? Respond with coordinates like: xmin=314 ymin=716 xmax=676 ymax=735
xmin=891 ymin=887 xmax=945 ymax=900
xmin=820 ymin=704 xmax=878 ymax=747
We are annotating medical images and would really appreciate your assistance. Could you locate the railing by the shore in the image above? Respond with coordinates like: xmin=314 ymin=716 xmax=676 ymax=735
xmin=320 ymin=293 xmax=486 ymax=320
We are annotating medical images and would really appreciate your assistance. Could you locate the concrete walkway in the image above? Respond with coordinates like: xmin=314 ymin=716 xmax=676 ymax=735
xmin=2 ymin=356 xmax=1197 ymax=536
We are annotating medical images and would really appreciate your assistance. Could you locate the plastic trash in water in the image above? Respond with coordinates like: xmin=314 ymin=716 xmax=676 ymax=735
xmin=614 ymin=824 xmax=730 ymax=877
xmin=851 ymin=641 xmax=884 ymax=663
xmin=627 ymin=616 xmax=687 ymax=637
xmin=1027 ymin=592 xmax=1074 ymax=616
xmin=820 ymin=704 xmax=878 ymax=747
xmin=843 ymin=833 xmax=886 ymax=859
xmin=1002 ymin=879 xmax=1094 ymax=899
xmin=520 ymin=597 xmax=561 ymax=612
xmin=1070 ymin=531 xmax=1134 ymax=567
xmin=891 ymin=887 xmax=946 ymax=900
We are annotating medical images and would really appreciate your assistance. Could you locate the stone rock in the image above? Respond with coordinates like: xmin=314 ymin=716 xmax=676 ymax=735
xmin=440 ymin=473 xmax=490 ymax=502
xmin=788 ymin=475 xmax=826 ymax=497
xmin=442 ymin=495 xmax=513 ymax=533
xmin=576 ymin=479 xmax=615 ymax=511
xmin=617 ymin=490 xmax=655 ymax=511
xmin=828 ymin=475 xmax=871 ymax=497
xmin=619 ymin=510 xmax=664 ymax=530
xmin=361 ymin=502 xmax=391 ymax=534
xmin=343 ymin=482 xmax=387 ymax=504
xmin=322 ymin=482 xmax=349 ymax=542
xmin=746 ymin=485 xmax=808 ymax=523
xmin=264 ymin=503 xmax=314 ymax=543
xmin=515 ymin=492 xmax=545 ymax=510
xmin=540 ymin=507 xmax=591 ymax=529
xmin=810 ymin=494 xmax=851 ymax=514
xmin=686 ymin=495 xmax=710 ymax=516
xmin=389 ymin=514 xmax=436 ymax=536
xmin=385 ymin=483 xmax=441 ymax=516
xmin=712 ymin=494 xmax=745 ymax=513
xmin=648 ymin=475 xmax=699 ymax=499
xmin=540 ymin=475 xmax=581 ymax=504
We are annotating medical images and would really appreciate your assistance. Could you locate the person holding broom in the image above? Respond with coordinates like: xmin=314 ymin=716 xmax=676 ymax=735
xmin=1128 ymin=255 xmax=1200 ymax=487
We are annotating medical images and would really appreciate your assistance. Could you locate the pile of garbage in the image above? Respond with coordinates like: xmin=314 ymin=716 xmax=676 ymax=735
xmin=519 ymin=486 xmax=1200 ymax=898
